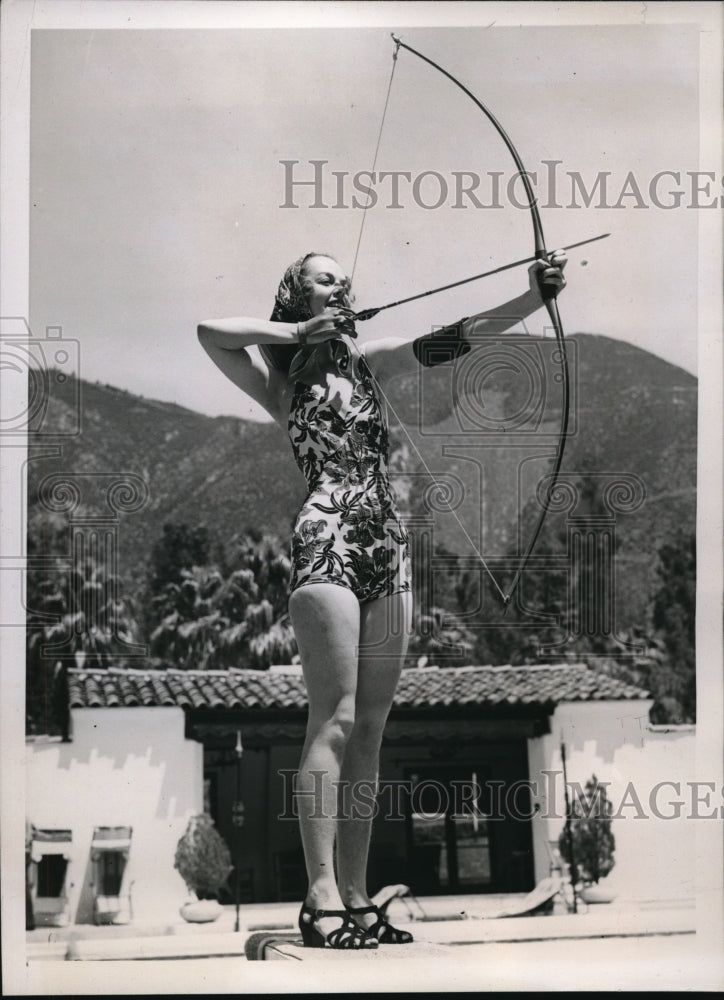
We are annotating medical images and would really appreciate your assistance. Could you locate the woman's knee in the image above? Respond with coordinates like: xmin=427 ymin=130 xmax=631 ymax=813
xmin=348 ymin=711 xmax=387 ymax=752
xmin=307 ymin=699 xmax=356 ymax=752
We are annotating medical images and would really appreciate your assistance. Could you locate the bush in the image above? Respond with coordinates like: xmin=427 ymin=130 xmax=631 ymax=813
xmin=174 ymin=814 xmax=232 ymax=899
xmin=558 ymin=775 xmax=615 ymax=884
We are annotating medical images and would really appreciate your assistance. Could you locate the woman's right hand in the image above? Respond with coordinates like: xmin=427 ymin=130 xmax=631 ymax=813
xmin=298 ymin=308 xmax=357 ymax=343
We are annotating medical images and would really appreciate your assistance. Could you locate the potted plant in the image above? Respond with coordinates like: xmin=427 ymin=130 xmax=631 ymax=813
xmin=558 ymin=774 xmax=616 ymax=904
xmin=174 ymin=814 xmax=233 ymax=922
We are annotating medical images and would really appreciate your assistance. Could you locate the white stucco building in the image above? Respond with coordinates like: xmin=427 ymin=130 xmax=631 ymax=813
xmin=26 ymin=663 xmax=696 ymax=926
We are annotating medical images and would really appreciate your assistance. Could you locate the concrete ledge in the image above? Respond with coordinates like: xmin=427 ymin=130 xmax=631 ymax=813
xmin=26 ymin=942 xmax=69 ymax=961
xmin=257 ymin=937 xmax=452 ymax=961
xmin=28 ymin=901 xmax=696 ymax=963
xmin=65 ymin=931 xmax=249 ymax=961
xmin=411 ymin=907 xmax=695 ymax=945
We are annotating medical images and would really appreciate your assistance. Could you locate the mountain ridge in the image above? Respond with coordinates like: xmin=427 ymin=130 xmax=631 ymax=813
xmin=27 ymin=333 xmax=696 ymax=632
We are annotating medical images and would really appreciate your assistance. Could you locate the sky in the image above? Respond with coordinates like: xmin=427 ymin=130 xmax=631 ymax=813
xmin=27 ymin=14 xmax=710 ymax=421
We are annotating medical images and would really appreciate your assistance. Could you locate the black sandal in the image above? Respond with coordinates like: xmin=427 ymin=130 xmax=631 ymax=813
xmin=298 ymin=902 xmax=379 ymax=949
xmin=347 ymin=904 xmax=414 ymax=944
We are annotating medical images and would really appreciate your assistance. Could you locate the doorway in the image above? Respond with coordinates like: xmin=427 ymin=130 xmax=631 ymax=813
xmin=405 ymin=751 xmax=534 ymax=893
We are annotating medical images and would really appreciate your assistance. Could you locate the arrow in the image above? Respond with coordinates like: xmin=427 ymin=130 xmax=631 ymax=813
xmin=352 ymin=232 xmax=610 ymax=322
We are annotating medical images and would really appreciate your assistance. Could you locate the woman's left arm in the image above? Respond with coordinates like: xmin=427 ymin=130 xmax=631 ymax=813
xmin=364 ymin=250 xmax=567 ymax=384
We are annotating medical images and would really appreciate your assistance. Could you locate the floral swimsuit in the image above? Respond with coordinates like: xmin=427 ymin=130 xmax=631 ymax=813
xmin=287 ymin=340 xmax=411 ymax=604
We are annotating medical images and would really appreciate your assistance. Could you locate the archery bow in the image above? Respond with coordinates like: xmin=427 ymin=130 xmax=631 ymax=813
xmin=360 ymin=34 xmax=574 ymax=611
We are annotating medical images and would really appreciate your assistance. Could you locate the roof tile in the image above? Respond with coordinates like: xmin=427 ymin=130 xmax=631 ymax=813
xmin=67 ymin=664 xmax=648 ymax=713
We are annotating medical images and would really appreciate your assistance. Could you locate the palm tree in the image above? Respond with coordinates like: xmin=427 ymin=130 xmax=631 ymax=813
xmin=149 ymin=533 xmax=297 ymax=670
xmin=26 ymin=547 xmax=141 ymax=734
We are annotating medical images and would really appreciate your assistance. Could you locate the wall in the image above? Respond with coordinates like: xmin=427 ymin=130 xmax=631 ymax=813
xmin=26 ymin=707 xmax=203 ymax=925
xmin=528 ymin=700 xmax=697 ymax=901
xmin=28 ymin=699 xmax=698 ymax=914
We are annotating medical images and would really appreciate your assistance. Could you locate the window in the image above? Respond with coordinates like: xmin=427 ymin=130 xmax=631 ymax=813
xmin=31 ymin=829 xmax=72 ymax=898
xmin=98 ymin=851 xmax=124 ymax=896
xmin=407 ymin=768 xmax=492 ymax=893
xmin=36 ymin=854 xmax=68 ymax=897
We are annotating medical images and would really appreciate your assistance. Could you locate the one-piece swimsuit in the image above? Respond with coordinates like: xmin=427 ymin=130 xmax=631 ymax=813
xmin=287 ymin=339 xmax=411 ymax=603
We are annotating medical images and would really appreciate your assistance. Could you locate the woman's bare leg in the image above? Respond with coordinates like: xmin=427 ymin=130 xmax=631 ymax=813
xmin=288 ymin=582 xmax=360 ymax=940
xmin=336 ymin=590 xmax=413 ymax=909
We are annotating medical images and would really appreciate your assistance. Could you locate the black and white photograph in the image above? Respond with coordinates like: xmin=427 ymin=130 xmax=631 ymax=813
xmin=1 ymin=1 xmax=722 ymax=993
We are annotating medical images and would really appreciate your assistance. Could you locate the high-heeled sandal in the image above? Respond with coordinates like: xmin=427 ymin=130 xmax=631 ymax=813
xmin=298 ymin=902 xmax=379 ymax=949
xmin=346 ymin=904 xmax=414 ymax=944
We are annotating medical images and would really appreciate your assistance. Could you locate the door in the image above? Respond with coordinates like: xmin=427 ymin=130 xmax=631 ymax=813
xmin=405 ymin=752 xmax=534 ymax=894
xmin=407 ymin=768 xmax=492 ymax=893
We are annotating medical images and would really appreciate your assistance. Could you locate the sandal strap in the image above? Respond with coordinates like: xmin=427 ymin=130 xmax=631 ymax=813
xmin=350 ymin=903 xmax=386 ymax=933
xmin=326 ymin=912 xmax=371 ymax=948
xmin=312 ymin=907 xmax=348 ymax=918
xmin=305 ymin=906 xmax=375 ymax=949
xmin=348 ymin=903 xmax=413 ymax=943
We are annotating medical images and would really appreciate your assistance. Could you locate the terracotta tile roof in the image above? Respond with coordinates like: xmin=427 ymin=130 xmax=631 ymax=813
xmin=67 ymin=664 xmax=648 ymax=713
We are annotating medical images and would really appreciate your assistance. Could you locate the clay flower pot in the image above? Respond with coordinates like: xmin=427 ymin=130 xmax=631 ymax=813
xmin=180 ymin=898 xmax=223 ymax=923
xmin=579 ymin=882 xmax=616 ymax=904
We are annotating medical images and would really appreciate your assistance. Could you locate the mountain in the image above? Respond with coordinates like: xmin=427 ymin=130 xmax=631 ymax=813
xmin=387 ymin=333 xmax=696 ymax=628
xmin=26 ymin=379 xmax=305 ymax=592
xmin=26 ymin=334 xmax=696 ymax=629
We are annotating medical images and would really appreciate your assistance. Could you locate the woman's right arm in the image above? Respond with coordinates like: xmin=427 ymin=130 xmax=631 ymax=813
xmin=197 ymin=317 xmax=301 ymax=351
xmin=197 ymin=311 xmax=353 ymax=416
xmin=196 ymin=319 xmax=300 ymax=417
xmin=198 ymin=308 xmax=354 ymax=353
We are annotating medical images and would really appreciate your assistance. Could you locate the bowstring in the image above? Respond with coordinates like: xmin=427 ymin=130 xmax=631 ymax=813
xmin=349 ymin=40 xmax=399 ymax=286
xmin=353 ymin=349 xmax=510 ymax=606
xmin=347 ymin=37 xmax=509 ymax=607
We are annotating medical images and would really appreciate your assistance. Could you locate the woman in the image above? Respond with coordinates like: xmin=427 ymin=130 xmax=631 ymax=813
xmin=198 ymin=249 xmax=566 ymax=949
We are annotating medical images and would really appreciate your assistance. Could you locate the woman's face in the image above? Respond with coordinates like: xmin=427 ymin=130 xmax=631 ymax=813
xmin=302 ymin=256 xmax=352 ymax=317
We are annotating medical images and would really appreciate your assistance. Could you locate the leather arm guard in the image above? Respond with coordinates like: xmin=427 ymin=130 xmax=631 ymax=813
xmin=412 ymin=318 xmax=470 ymax=368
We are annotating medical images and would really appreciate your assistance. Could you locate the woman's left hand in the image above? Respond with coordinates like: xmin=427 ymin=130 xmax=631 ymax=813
xmin=528 ymin=249 xmax=567 ymax=300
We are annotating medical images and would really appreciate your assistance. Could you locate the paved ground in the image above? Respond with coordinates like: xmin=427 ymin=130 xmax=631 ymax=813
xmin=19 ymin=892 xmax=724 ymax=994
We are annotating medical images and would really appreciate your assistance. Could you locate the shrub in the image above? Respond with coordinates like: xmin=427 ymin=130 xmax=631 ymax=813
xmin=558 ymin=775 xmax=615 ymax=884
xmin=174 ymin=814 xmax=232 ymax=899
